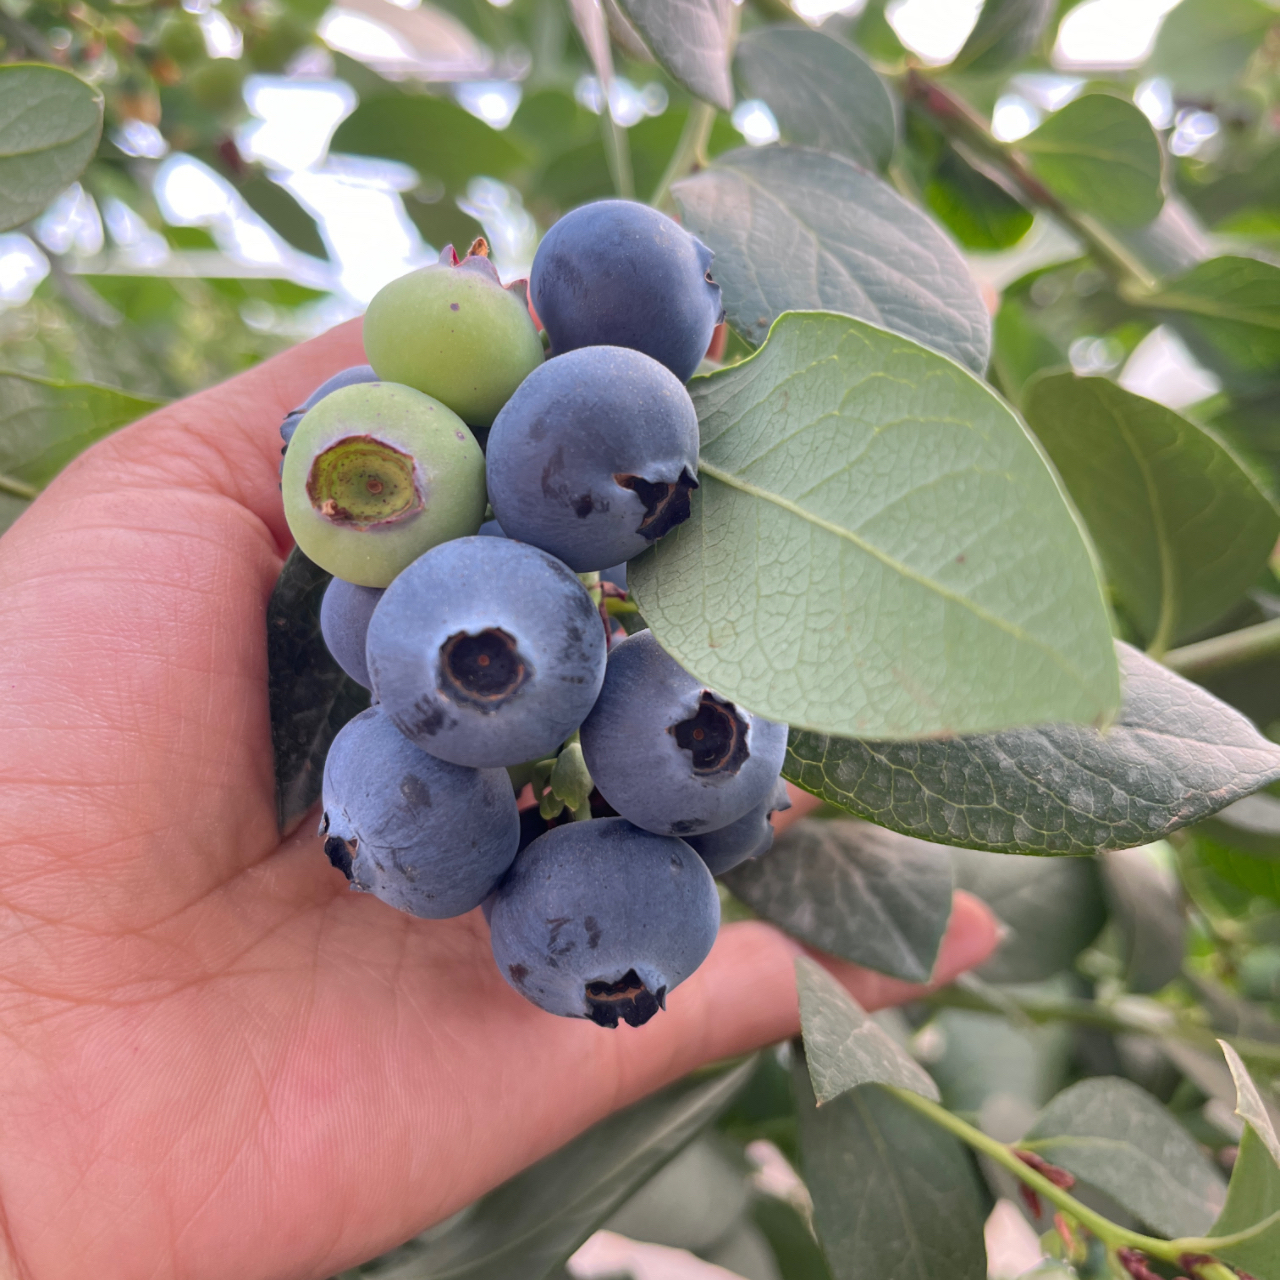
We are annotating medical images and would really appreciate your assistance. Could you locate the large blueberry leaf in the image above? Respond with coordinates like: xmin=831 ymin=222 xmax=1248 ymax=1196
xmin=0 ymin=64 xmax=102 ymax=233
xmin=603 ymin=1138 xmax=748 ymax=1254
xmin=1019 ymin=1077 xmax=1227 ymax=1237
xmin=0 ymin=371 xmax=164 ymax=501
xmin=629 ymin=311 xmax=1118 ymax=738
xmin=723 ymin=819 xmax=954 ymax=983
xmin=1019 ymin=94 xmax=1163 ymax=227
xmin=783 ymin=641 xmax=1280 ymax=855
xmin=331 ymin=93 xmax=527 ymax=191
xmin=733 ymin=26 xmax=896 ymax=171
xmin=797 ymin=957 xmax=941 ymax=1104
xmin=389 ymin=1059 xmax=756 ymax=1280
xmin=1194 ymin=794 xmax=1280 ymax=906
xmin=923 ymin=149 xmax=1034 ymax=252
xmin=1149 ymin=256 xmax=1280 ymax=388
xmin=1024 ymin=373 xmax=1280 ymax=650
xmin=952 ymin=0 xmax=1056 ymax=72
xmin=672 ymin=146 xmax=991 ymax=372
xmin=1101 ymin=843 xmax=1186 ymax=994
xmin=949 ymin=849 xmax=1107 ymax=983
xmin=268 ymin=548 xmax=369 ymax=833
xmin=1150 ymin=0 xmax=1277 ymax=98
xmin=792 ymin=1053 xmax=987 ymax=1280
xmin=617 ymin=0 xmax=735 ymax=111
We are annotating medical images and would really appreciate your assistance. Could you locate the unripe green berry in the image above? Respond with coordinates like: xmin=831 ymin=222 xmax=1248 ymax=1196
xmin=363 ymin=243 xmax=544 ymax=428
xmin=281 ymin=381 xmax=486 ymax=588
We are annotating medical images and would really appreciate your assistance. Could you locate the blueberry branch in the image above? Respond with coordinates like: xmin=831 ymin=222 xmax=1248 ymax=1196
xmin=900 ymin=69 xmax=1159 ymax=293
xmin=885 ymin=1085 xmax=1264 ymax=1270
xmin=925 ymin=982 xmax=1280 ymax=1071
xmin=1163 ymin=616 xmax=1280 ymax=680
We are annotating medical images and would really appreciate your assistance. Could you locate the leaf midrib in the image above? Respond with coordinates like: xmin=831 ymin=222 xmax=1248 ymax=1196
xmin=1103 ymin=397 xmax=1180 ymax=653
xmin=696 ymin=457 xmax=1100 ymax=696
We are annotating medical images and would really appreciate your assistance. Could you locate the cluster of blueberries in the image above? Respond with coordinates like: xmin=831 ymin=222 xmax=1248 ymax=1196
xmin=279 ymin=200 xmax=791 ymax=1029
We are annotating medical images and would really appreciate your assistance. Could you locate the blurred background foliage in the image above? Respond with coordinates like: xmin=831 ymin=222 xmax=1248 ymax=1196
xmin=4 ymin=0 xmax=1280 ymax=1277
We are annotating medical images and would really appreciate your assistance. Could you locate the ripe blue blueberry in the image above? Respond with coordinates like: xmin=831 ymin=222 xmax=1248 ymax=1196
xmin=486 ymin=346 xmax=699 ymax=573
xmin=530 ymin=200 xmax=723 ymax=382
xmin=489 ymin=817 xmax=720 ymax=1027
xmin=280 ymin=364 xmax=378 ymax=448
xmin=579 ymin=630 xmax=789 ymax=837
xmin=320 ymin=577 xmax=384 ymax=689
xmin=686 ymin=777 xmax=792 ymax=876
xmin=320 ymin=705 xmax=519 ymax=918
xmin=366 ymin=535 xmax=606 ymax=768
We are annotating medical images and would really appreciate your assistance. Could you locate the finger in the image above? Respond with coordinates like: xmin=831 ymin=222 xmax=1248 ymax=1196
xmin=40 ymin=317 xmax=367 ymax=548
xmin=442 ymin=890 xmax=999 ymax=1223
xmin=805 ymin=890 xmax=998 ymax=1011
xmin=0 ymin=322 xmax=365 ymax=917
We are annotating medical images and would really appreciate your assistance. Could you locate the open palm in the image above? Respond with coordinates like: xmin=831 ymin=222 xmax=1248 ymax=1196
xmin=0 ymin=320 xmax=996 ymax=1280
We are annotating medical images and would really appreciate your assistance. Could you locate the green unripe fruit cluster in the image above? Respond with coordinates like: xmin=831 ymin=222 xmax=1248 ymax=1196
xmin=281 ymin=381 xmax=486 ymax=587
xmin=363 ymin=243 xmax=544 ymax=428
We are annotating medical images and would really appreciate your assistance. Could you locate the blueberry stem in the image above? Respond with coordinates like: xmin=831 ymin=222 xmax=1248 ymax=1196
xmin=886 ymin=1084 xmax=1253 ymax=1267
xmin=0 ymin=470 xmax=37 ymax=500
xmin=650 ymin=100 xmax=717 ymax=210
xmin=602 ymin=111 xmax=635 ymax=200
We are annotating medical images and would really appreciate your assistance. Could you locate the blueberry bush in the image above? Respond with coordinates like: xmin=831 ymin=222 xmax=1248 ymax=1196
xmin=3 ymin=1 xmax=1280 ymax=1277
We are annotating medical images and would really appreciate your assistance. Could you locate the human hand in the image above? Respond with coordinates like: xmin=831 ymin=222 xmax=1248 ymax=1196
xmin=0 ymin=322 xmax=998 ymax=1280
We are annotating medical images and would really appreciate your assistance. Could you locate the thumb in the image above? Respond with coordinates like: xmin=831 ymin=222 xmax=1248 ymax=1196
xmin=36 ymin=316 xmax=367 ymax=550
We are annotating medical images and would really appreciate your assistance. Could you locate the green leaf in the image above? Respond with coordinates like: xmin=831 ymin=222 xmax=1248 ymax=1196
xmin=1194 ymin=794 xmax=1280 ymax=906
xmin=1023 ymin=373 xmax=1280 ymax=649
xmin=604 ymin=1137 xmax=749 ymax=1253
xmin=1149 ymin=256 xmax=1280 ymax=387
xmin=949 ymin=849 xmax=1106 ymax=983
xmin=1019 ymin=1077 xmax=1226 ymax=1237
xmin=237 ymin=174 xmax=327 ymax=260
xmin=733 ymin=26 xmax=897 ymax=171
xmin=751 ymin=1196 xmax=835 ymax=1280
xmin=1149 ymin=0 xmax=1277 ymax=98
xmin=397 ymin=1058 xmax=756 ymax=1280
xmin=1209 ymin=1126 xmax=1280 ymax=1280
xmin=1220 ymin=1039 xmax=1280 ymax=1166
xmin=792 ymin=1055 xmax=988 ymax=1280
xmin=783 ymin=641 xmax=1280 ymax=855
xmin=1203 ymin=1044 xmax=1274 ymax=1280
xmin=923 ymin=1008 xmax=1066 ymax=1114
xmin=672 ymin=147 xmax=991 ymax=372
xmin=952 ymin=0 xmax=1056 ymax=72
xmin=1208 ymin=1042 xmax=1280 ymax=1279
xmin=991 ymin=295 xmax=1067 ymax=404
xmin=0 ymin=64 xmax=103 ymax=234
xmin=0 ymin=492 xmax=29 ymax=536
xmin=797 ymin=956 xmax=941 ymax=1103
xmin=630 ymin=311 xmax=1118 ymax=738
xmin=724 ymin=820 xmax=954 ymax=983
xmin=330 ymin=93 xmax=528 ymax=191
xmin=0 ymin=370 xmax=164 ymax=493
xmin=924 ymin=149 xmax=1034 ymax=252
xmin=617 ymin=0 xmax=735 ymax=110
xmin=1019 ymin=94 xmax=1163 ymax=228
xmin=268 ymin=548 xmax=370 ymax=833
xmin=1101 ymin=843 xmax=1186 ymax=995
